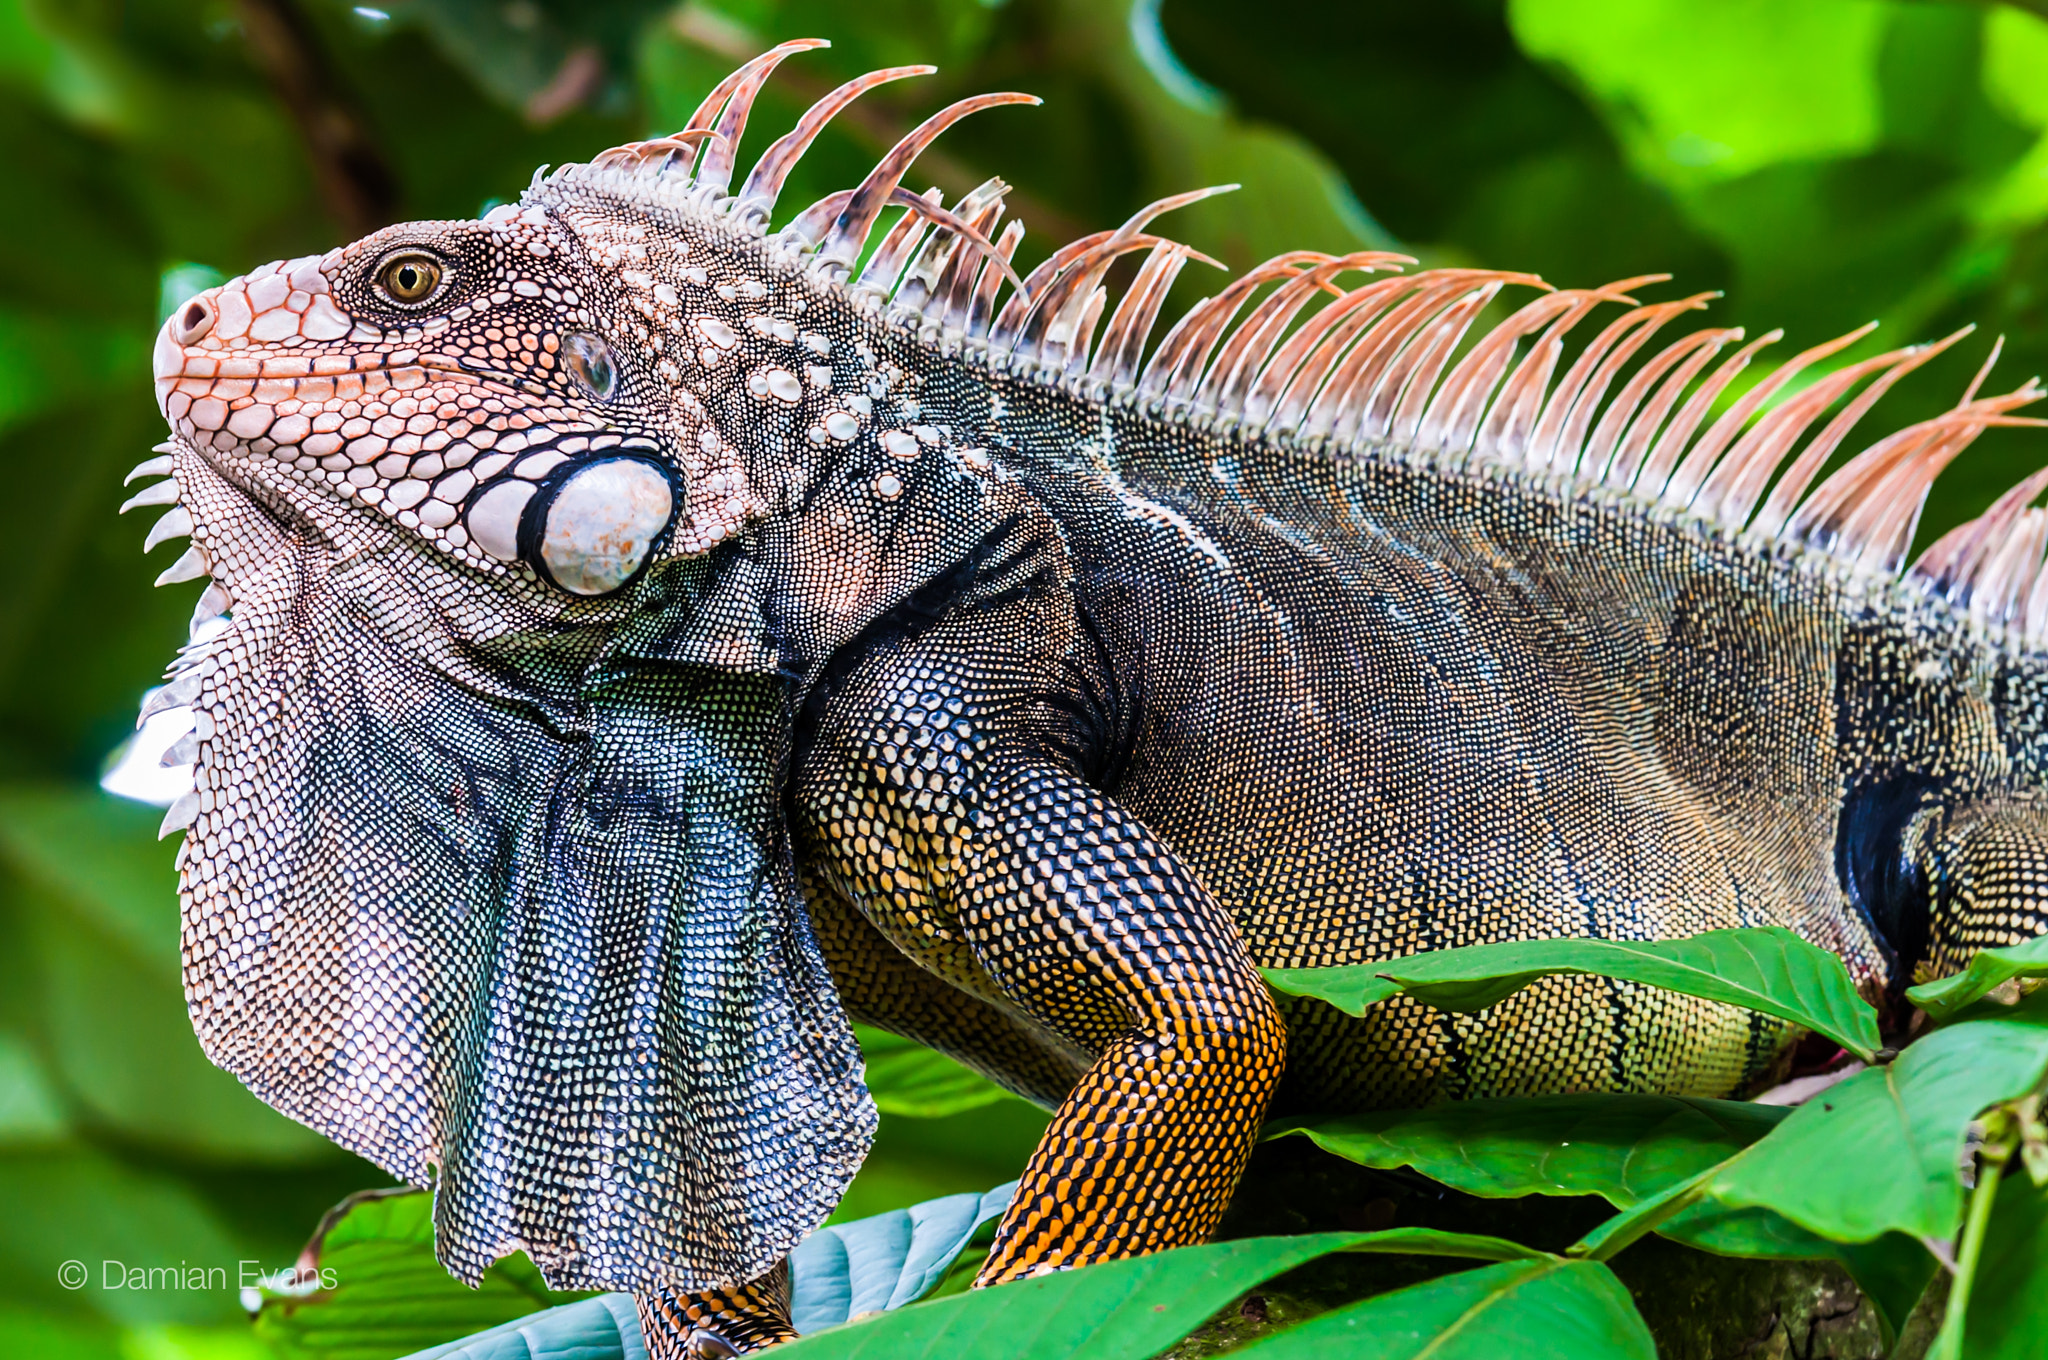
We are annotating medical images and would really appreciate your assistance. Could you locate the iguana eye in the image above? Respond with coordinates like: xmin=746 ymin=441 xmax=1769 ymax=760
xmin=375 ymin=253 xmax=443 ymax=304
xmin=564 ymin=332 xmax=617 ymax=400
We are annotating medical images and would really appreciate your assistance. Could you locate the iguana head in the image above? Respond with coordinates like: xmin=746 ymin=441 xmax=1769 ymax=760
xmin=131 ymin=43 xmax=1045 ymax=1293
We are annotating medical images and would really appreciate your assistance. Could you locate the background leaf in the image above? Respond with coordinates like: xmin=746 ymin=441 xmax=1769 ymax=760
xmin=0 ymin=785 xmax=336 ymax=1162
xmin=854 ymin=1027 xmax=1011 ymax=1119
xmin=1265 ymin=927 xmax=1883 ymax=1061
xmin=254 ymin=1192 xmax=590 ymax=1360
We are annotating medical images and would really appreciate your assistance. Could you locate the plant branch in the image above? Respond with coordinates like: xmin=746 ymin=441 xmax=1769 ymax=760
xmin=236 ymin=0 xmax=398 ymax=235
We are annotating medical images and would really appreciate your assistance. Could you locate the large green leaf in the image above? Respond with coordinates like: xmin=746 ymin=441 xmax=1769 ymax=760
xmin=774 ymin=1230 xmax=1534 ymax=1359
xmin=1233 ymin=1257 xmax=1654 ymax=1359
xmin=1906 ymin=935 xmax=2048 ymax=1020
xmin=1265 ymin=928 xmax=1883 ymax=1061
xmin=1710 ymin=998 xmax=2048 ymax=1243
xmin=1271 ymin=1093 xmax=1932 ymax=1334
xmin=401 ymin=1231 xmax=1525 ymax=1360
xmin=253 ymin=1190 xmax=586 ymax=1360
xmin=855 ymin=1027 xmax=1011 ymax=1119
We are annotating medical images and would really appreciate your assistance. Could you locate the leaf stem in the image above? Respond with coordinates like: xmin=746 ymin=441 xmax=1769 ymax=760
xmin=1927 ymin=1116 xmax=2015 ymax=1360
xmin=1567 ymin=1165 xmax=1716 ymax=1262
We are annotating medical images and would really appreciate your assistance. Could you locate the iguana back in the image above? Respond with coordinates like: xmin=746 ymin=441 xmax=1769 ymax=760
xmin=977 ymin=401 xmax=1869 ymax=1107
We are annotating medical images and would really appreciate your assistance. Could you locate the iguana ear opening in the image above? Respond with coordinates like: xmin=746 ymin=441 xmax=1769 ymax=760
xmin=515 ymin=453 xmax=678 ymax=596
xmin=1913 ymin=799 xmax=2048 ymax=983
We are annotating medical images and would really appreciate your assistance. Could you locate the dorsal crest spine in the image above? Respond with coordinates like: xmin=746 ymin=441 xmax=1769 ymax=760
xmin=552 ymin=41 xmax=2047 ymax=650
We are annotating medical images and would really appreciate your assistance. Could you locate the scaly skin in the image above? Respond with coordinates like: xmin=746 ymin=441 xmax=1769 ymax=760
xmin=129 ymin=46 xmax=2048 ymax=1356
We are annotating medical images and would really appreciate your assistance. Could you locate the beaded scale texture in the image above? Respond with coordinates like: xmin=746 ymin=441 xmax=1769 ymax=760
xmin=128 ymin=39 xmax=2048 ymax=1355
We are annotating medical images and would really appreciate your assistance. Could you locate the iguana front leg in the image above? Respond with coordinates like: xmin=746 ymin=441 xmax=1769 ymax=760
xmin=797 ymin=624 xmax=1288 ymax=1285
xmin=944 ymin=762 xmax=1289 ymax=1282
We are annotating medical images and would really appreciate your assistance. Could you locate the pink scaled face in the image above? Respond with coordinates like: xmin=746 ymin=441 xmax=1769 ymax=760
xmin=150 ymin=202 xmax=690 ymax=597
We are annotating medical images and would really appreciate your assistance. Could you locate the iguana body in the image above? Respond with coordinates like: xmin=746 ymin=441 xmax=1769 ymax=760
xmin=132 ymin=43 xmax=2048 ymax=1356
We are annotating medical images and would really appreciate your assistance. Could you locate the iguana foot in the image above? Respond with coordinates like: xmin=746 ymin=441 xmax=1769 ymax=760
xmin=636 ymin=1263 xmax=799 ymax=1356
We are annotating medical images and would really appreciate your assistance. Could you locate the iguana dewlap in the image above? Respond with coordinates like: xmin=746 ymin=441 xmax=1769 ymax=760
xmin=130 ymin=41 xmax=2048 ymax=1356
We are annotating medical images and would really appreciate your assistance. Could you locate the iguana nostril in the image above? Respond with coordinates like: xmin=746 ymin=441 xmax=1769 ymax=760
xmin=173 ymin=297 xmax=215 ymax=345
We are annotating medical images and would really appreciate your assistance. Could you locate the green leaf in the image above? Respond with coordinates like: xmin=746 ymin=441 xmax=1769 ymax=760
xmin=1265 ymin=927 xmax=1882 ymax=1061
xmin=1271 ymin=1093 xmax=1783 ymax=1205
xmin=1984 ymin=7 xmax=2048 ymax=133
xmin=255 ymin=1190 xmax=590 ymax=1360
xmin=1906 ymin=934 xmax=2048 ymax=1020
xmin=855 ymin=1027 xmax=1011 ymax=1119
xmin=0 ymin=1149 xmax=247 ymax=1326
xmin=156 ymin=263 xmax=226 ymax=326
xmin=1960 ymin=1163 xmax=2048 ymax=1360
xmin=21 ymin=871 xmax=335 ymax=1163
xmin=1273 ymin=1093 xmax=1933 ymax=1335
xmin=0 ymin=1028 xmax=66 ymax=1145
xmin=0 ymin=308 xmax=141 ymax=438
xmin=1231 ymin=1257 xmax=1654 ymax=1359
xmin=0 ymin=783 xmax=178 ymax=960
xmin=1711 ymin=999 xmax=2048 ymax=1242
xmin=774 ymin=1231 xmax=1525 ymax=1358
xmin=0 ymin=786 xmax=331 ymax=1161
xmin=789 ymin=1182 xmax=1015 ymax=1333
xmin=1508 ymin=0 xmax=1886 ymax=190
xmin=1338 ymin=1229 xmax=1546 ymax=1264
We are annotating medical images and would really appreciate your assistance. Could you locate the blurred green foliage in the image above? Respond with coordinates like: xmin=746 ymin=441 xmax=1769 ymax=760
xmin=0 ymin=0 xmax=2043 ymax=1355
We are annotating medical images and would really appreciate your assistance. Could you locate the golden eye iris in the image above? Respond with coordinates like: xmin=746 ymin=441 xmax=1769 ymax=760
xmin=378 ymin=255 xmax=442 ymax=303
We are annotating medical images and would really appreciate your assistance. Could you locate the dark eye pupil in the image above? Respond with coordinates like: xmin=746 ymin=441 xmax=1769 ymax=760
xmin=381 ymin=257 xmax=438 ymax=301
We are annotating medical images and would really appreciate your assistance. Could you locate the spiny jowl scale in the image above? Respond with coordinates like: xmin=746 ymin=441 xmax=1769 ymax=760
xmin=131 ymin=38 xmax=2048 ymax=1356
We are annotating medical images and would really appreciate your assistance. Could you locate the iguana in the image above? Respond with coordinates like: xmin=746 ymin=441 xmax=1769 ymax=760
xmin=129 ymin=40 xmax=2048 ymax=1357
